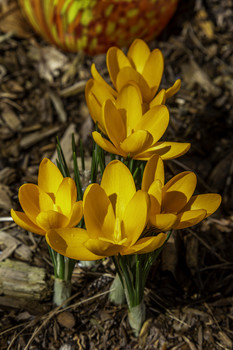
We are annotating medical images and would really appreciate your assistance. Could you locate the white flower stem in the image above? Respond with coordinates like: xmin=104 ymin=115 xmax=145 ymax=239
xmin=128 ymin=300 xmax=146 ymax=336
xmin=53 ymin=278 xmax=72 ymax=307
xmin=109 ymin=273 xmax=126 ymax=305
xmin=48 ymin=246 xmax=75 ymax=306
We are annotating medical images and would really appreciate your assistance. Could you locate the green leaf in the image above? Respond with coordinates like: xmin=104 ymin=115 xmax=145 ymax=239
xmin=56 ymin=136 xmax=70 ymax=177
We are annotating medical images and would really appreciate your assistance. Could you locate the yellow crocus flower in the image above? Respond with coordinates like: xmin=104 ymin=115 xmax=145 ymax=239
xmin=11 ymin=158 xmax=83 ymax=235
xmin=85 ymin=38 xmax=181 ymax=119
xmin=107 ymin=38 xmax=181 ymax=104
xmin=142 ymin=155 xmax=222 ymax=231
xmin=92 ymin=84 xmax=190 ymax=160
xmin=46 ymin=160 xmax=167 ymax=260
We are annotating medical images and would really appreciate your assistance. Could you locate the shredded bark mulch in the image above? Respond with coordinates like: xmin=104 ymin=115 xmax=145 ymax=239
xmin=0 ymin=0 xmax=233 ymax=349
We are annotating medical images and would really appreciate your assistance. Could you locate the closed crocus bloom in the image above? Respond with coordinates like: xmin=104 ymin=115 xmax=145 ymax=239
xmin=92 ymin=84 xmax=190 ymax=160
xmin=46 ymin=160 xmax=167 ymax=260
xmin=86 ymin=39 xmax=181 ymax=113
xmin=11 ymin=158 xmax=83 ymax=235
xmin=141 ymin=155 xmax=222 ymax=231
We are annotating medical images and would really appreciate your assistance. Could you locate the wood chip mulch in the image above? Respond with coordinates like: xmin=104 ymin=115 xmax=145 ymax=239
xmin=0 ymin=0 xmax=233 ymax=349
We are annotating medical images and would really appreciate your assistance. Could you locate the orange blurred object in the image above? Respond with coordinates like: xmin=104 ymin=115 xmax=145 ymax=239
xmin=18 ymin=0 xmax=179 ymax=55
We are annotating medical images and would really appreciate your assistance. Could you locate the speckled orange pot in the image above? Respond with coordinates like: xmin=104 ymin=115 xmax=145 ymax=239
xmin=18 ymin=0 xmax=179 ymax=55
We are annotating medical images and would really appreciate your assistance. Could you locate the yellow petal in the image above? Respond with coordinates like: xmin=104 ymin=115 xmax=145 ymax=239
xmin=68 ymin=201 xmax=83 ymax=227
xmin=36 ymin=210 xmax=68 ymax=230
xmin=142 ymin=48 xmax=164 ymax=93
xmin=85 ymin=79 xmax=115 ymax=132
xmin=83 ymin=183 xmax=115 ymax=239
xmin=120 ymin=130 xmax=153 ymax=155
xmin=101 ymin=160 xmax=136 ymax=220
xmin=122 ymin=190 xmax=150 ymax=246
xmin=38 ymin=158 xmax=63 ymax=194
xmin=150 ymin=89 xmax=166 ymax=107
xmin=84 ymin=238 xmax=122 ymax=257
xmin=107 ymin=46 xmax=131 ymax=87
xmin=142 ymin=154 xmax=164 ymax=191
xmin=46 ymin=228 xmax=103 ymax=260
xmin=116 ymin=67 xmax=152 ymax=102
xmin=92 ymin=131 xmax=125 ymax=156
xmin=162 ymin=172 xmax=197 ymax=213
xmin=148 ymin=184 xmax=162 ymax=215
xmin=127 ymin=38 xmax=150 ymax=73
xmin=174 ymin=209 xmax=207 ymax=229
xmin=19 ymin=184 xmax=40 ymax=223
xmin=39 ymin=190 xmax=54 ymax=212
xmin=182 ymin=194 xmax=222 ymax=217
xmin=166 ymin=79 xmax=181 ymax=99
xmin=55 ymin=177 xmax=77 ymax=217
xmin=149 ymin=213 xmax=178 ymax=231
xmin=134 ymin=142 xmax=191 ymax=160
xmin=91 ymin=63 xmax=117 ymax=97
xmin=135 ymin=105 xmax=169 ymax=143
xmin=142 ymin=102 xmax=149 ymax=114
xmin=153 ymin=142 xmax=191 ymax=160
xmin=123 ymin=233 xmax=167 ymax=254
xmin=85 ymin=80 xmax=104 ymax=129
xmin=103 ymin=100 xmax=126 ymax=147
xmin=11 ymin=209 xmax=45 ymax=235
xmin=145 ymin=179 xmax=163 ymax=217
xmin=115 ymin=84 xmax=143 ymax=131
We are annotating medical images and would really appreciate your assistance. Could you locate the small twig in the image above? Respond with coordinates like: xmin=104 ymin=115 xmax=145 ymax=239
xmin=59 ymin=81 xmax=87 ymax=97
xmin=0 ymin=217 xmax=13 ymax=222
xmin=182 ymin=335 xmax=197 ymax=350
xmin=0 ymin=223 xmax=16 ymax=231
xmin=187 ymin=228 xmax=228 ymax=263
xmin=61 ymin=289 xmax=113 ymax=313
xmin=200 ymin=262 xmax=233 ymax=272
xmin=6 ymin=313 xmax=43 ymax=350
xmin=149 ymin=292 xmax=191 ymax=328
xmin=0 ymin=320 xmax=32 ymax=337
xmin=204 ymin=302 xmax=222 ymax=332
xmin=23 ymin=289 xmax=112 ymax=350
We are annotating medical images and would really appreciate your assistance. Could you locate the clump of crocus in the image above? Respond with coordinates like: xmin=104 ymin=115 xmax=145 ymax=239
xmin=46 ymin=156 xmax=222 ymax=335
xmin=141 ymin=155 xmax=222 ymax=231
xmin=11 ymin=158 xmax=83 ymax=306
xmin=85 ymin=39 xmax=188 ymax=161
xmin=46 ymin=159 xmax=167 ymax=334
xmin=91 ymin=84 xmax=190 ymax=160
xmin=46 ymin=160 xmax=166 ymax=259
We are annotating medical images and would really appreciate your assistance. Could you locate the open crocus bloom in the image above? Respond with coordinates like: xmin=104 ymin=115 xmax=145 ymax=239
xmin=46 ymin=160 xmax=167 ymax=260
xmin=11 ymin=158 xmax=83 ymax=235
xmin=142 ymin=155 xmax=222 ymax=231
xmin=92 ymin=84 xmax=190 ymax=160
xmin=86 ymin=38 xmax=181 ymax=116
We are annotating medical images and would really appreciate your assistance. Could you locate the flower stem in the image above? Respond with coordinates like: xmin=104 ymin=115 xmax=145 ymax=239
xmin=128 ymin=300 xmax=146 ymax=336
xmin=112 ymin=255 xmax=146 ymax=335
xmin=109 ymin=273 xmax=126 ymax=305
xmin=53 ymin=278 xmax=72 ymax=307
xmin=111 ymin=233 xmax=173 ymax=335
xmin=48 ymin=245 xmax=75 ymax=306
